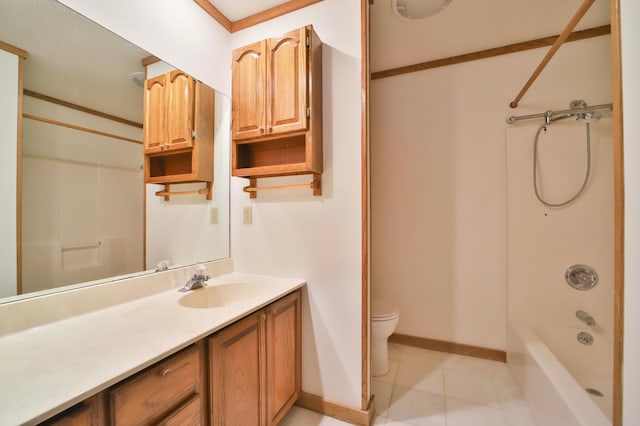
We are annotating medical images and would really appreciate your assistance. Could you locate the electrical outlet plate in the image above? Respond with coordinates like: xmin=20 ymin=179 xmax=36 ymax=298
xmin=210 ymin=207 xmax=219 ymax=224
xmin=243 ymin=206 xmax=252 ymax=225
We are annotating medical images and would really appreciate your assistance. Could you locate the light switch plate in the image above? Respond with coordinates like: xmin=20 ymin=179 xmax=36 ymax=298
xmin=243 ymin=206 xmax=252 ymax=225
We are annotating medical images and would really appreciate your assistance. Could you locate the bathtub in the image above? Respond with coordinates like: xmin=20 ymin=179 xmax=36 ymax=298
xmin=507 ymin=321 xmax=612 ymax=426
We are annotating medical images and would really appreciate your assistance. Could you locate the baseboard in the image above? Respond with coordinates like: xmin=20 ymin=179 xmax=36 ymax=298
xmin=296 ymin=391 xmax=375 ymax=425
xmin=389 ymin=333 xmax=507 ymax=363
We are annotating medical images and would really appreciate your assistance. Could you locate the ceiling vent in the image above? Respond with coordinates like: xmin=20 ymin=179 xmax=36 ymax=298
xmin=392 ymin=0 xmax=453 ymax=20
xmin=130 ymin=72 xmax=145 ymax=88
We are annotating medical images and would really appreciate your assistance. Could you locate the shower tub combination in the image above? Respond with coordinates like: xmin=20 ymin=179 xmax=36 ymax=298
xmin=506 ymin=101 xmax=614 ymax=426
xmin=507 ymin=321 xmax=612 ymax=426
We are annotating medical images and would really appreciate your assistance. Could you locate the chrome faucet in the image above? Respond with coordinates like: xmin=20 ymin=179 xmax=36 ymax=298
xmin=576 ymin=310 xmax=596 ymax=327
xmin=178 ymin=265 xmax=210 ymax=292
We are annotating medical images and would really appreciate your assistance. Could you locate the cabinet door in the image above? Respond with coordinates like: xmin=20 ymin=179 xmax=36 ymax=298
xmin=209 ymin=311 xmax=266 ymax=426
xmin=265 ymin=291 xmax=301 ymax=425
xmin=232 ymin=41 xmax=266 ymax=141
xmin=266 ymin=27 xmax=308 ymax=136
xmin=143 ymin=74 xmax=167 ymax=154
xmin=165 ymin=70 xmax=195 ymax=151
xmin=44 ymin=394 xmax=105 ymax=426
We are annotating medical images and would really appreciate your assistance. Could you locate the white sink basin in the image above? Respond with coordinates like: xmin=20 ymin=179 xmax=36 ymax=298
xmin=178 ymin=283 xmax=265 ymax=309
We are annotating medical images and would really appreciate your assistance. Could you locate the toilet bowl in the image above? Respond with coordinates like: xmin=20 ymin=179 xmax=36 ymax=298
xmin=372 ymin=298 xmax=400 ymax=377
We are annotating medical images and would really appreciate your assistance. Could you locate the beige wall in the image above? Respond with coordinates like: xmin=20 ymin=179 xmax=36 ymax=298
xmin=371 ymin=36 xmax=612 ymax=350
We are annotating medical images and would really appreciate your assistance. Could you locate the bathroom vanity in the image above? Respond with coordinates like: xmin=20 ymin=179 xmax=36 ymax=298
xmin=0 ymin=261 xmax=304 ymax=425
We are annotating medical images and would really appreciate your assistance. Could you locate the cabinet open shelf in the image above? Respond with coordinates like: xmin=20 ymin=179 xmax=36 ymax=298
xmin=148 ymin=152 xmax=193 ymax=178
xmin=236 ymin=135 xmax=306 ymax=169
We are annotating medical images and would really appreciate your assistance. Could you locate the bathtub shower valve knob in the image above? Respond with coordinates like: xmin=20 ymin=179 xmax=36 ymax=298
xmin=576 ymin=310 xmax=596 ymax=327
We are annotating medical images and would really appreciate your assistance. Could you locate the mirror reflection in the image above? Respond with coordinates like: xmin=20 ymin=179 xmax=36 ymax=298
xmin=0 ymin=0 xmax=230 ymax=301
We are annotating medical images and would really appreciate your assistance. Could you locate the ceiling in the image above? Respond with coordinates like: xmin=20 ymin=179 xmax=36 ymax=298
xmin=0 ymin=0 xmax=149 ymax=124
xmin=207 ymin=0 xmax=290 ymax=22
xmin=0 ymin=0 xmax=611 ymax=125
xmin=369 ymin=0 xmax=611 ymax=73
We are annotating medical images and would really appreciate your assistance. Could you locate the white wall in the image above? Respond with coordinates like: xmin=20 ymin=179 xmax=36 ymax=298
xmin=0 ymin=49 xmax=19 ymax=297
xmin=57 ymin=0 xmax=231 ymax=97
xmin=229 ymin=0 xmax=364 ymax=408
xmin=621 ymin=0 xmax=640 ymax=424
xmin=371 ymin=36 xmax=612 ymax=350
xmin=146 ymin=88 xmax=231 ymax=270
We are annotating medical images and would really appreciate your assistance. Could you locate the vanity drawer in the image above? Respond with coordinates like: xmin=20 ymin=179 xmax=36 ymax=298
xmin=160 ymin=394 xmax=201 ymax=426
xmin=109 ymin=343 xmax=202 ymax=425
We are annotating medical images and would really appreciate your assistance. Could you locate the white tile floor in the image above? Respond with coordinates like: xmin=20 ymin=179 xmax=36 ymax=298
xmin=280 ymin=343 xmax=537 ymax=426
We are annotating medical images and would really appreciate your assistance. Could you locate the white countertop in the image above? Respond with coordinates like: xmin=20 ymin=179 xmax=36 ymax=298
xmin=0 ymin=272 xmax=305 ymax=425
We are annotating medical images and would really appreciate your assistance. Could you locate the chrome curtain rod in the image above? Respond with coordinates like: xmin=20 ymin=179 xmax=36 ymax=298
xmin=506 ymin=103 xmax=613 ymax=124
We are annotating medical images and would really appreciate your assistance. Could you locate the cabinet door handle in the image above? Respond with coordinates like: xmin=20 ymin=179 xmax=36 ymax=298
xmin=160 ymin=368 xmax=172 ymax=378
xmin=259 ymin=127 xmax=265 ymax=133
xmin=260 ymin=313 xmax=267 ymax=321
xmin=267 ymin=126 xmax=273 ymax=133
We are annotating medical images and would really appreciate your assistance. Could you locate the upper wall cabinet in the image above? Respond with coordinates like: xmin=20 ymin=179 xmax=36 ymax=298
xmin=144 ymin=70 xmax=195 ymax=155
xmin=231 ymin=25 xmax=322 ymax=197
xmin=143 ymin=70 xmax=215 ymax=198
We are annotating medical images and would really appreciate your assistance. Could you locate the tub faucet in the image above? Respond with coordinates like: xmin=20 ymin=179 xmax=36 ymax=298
xmin=178 ymin=265 xmax=209 ymax=292
xmin=576 ymin=310 xmax=596 ymax=327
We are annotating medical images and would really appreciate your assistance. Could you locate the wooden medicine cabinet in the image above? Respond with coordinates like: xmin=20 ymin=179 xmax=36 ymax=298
xmin=143 ymin=70 xmax=215 ymax=200
xmin=231 ymin=25 xmax=322 ymax=198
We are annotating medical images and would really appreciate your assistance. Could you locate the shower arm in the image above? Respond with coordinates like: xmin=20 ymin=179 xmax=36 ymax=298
xmin=506 ymin=103 xmax=612 ymax=125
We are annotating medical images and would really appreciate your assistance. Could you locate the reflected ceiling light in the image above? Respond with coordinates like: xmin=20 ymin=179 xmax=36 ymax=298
xmin=392 ymin=0 xmax=453 ymax=20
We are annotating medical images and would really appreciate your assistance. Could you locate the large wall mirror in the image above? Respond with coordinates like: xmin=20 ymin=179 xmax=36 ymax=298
xmin=0 ymin=0 xmax=230 ymax=302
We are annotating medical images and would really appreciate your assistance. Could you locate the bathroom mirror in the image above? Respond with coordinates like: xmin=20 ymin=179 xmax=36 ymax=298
xmin=0 ymin=0 xmax=230 ymax=302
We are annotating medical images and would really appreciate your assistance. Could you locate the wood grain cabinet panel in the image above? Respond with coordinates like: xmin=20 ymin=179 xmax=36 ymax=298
xmin=38 ymin=290 xmax=302 ymax=426
xmin=209 ymin=311 xmax=266 ymax=426
xmin=108 ymin=342 xmax=204 ymax=425
xmin=232 ymin=41 xmax=267 ymax=141
xmin=208 ymin=289 xmax=301 ymax=426
xmin=41 ymin=394 xmax=106 ymax=426
xmin=143 ymin=70 xmax=215 ymax=186
xmin=266 ymin=27 xmax=308 ymax=136
xmin=266 ymin=291 xmax=301 ymax=425
xmin=143 ymin=75 xmax=167 ymax=154
xmin=160 ymin=395 xmax=202 ymax=426
xmin=232 ymin=26 xmax=322 ymax=182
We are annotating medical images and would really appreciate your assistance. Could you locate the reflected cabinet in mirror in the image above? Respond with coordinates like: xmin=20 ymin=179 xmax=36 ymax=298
xmin=0 ymin=0 xmax=230 ymax=302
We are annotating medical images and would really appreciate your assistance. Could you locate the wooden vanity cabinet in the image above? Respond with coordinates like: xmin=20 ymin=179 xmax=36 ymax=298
xmin=144 ymin=70 xmax=215 ymax=185
xmin=208 ymin=290 xmax=301 ymax=426
xmin=107 ymin=341 xmax=206 ymax=425
xmin=41 ymin=393 xmax=106 ymax=426
xmin=37 ymin=290 xmax=301 ymax=426
xmin=232 ymin=26 xmax=322 ymax=181
xmin=265 ymin=291 xmax=302 ymax=425
xmin=209 ymin=311 xmax=265 ymax=425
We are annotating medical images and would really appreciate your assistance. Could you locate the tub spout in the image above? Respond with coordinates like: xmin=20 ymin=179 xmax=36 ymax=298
xmin=576 ymin=310 xmax=596 ymax=327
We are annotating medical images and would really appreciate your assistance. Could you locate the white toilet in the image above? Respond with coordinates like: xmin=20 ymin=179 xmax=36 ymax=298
xmin=371 ymin=298 xmax=400 ymax=377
